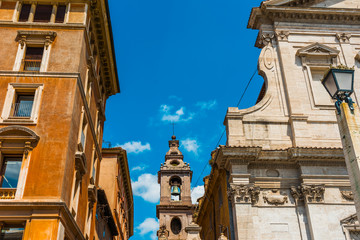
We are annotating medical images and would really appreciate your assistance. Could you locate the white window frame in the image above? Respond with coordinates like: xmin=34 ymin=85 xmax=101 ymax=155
xmin=13 ymin=31 xmax=56 ymax=72
xmin=0 ymin=83 xmax=43 ymax=124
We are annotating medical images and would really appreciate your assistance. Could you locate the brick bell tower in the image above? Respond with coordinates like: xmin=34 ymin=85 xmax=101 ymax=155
xmin=157 ymin=136 xmax=194 ymax=240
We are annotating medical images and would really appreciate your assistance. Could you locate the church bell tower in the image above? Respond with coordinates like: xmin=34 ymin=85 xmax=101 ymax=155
xmin=157 ymin=136 xmax=193 ymax=240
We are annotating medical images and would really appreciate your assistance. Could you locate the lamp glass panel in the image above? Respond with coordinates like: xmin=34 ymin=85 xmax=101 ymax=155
xmin=322 ymin=72 xmax=337 ymax=98
xmin=334 ymin=71 xmax=353 ymax=91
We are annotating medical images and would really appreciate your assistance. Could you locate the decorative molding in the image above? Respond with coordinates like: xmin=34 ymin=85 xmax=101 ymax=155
xmin=291 ymin=184 xmax=325 ymax=203
xmin=296 ymin=42 xmax=339 ymax=59
xmin=275 ymin=30 xmax=289 ymax=41
xmin=75 ymin=151 xmax=87 ymax=178
xmin=249 ymin=6 xmax=360 ymax=31
xmin=257 ymin=32 xmax=275 ymax=48
xmin=302 ymin=184 xmax=325 ymax=203
xmin=355 ymin=52 xmax=360 ymax=63
xmin=336 ymin=33 xmax=351 ymax=44
xmin=228 ymin=184 xmax=260 ymax=204
xmin=15 ymin=31 xmax=57 ymax=49
xmin=341 ymin=190 xmax=354 ymax=201
xmin=263 ymin=0 xmax=325 ymax=7
xmin=263 ymin=189 xmax=288 ymax=205
xmin=341 ymin=214 xmax=358 ymax=225
xmin=88 ymin=184 xmax=97 ymax=209
xmin=157 ymin=225 xmax=169 ymax=240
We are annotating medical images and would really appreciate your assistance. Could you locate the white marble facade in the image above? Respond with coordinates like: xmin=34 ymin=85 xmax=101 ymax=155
xmin=221 ymin=0 xmax=360 ymax=239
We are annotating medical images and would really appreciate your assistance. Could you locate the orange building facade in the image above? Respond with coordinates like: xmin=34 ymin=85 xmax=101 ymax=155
xmin=0 ymin=1 xmax=128 ymax=239
xmin=99 ymin=148 xmax=133 ymax=240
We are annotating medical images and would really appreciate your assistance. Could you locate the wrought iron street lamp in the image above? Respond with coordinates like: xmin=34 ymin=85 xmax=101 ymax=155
xmin=321 ymin=66 xmax=360 ymax=222
xmin=321 ymin=68 xmax=355 ymax=113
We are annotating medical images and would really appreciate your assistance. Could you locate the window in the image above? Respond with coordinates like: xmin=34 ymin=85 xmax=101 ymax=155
xmin=170 ymin=217 xmax=181 ymax=235
xmin=0 ymin=156 xmax=22 ymax=189
xmin=55 ymin=5 xmax=66 ymax=23
xmin=33 ymin=4 xmax=52 ymax=22
xmin=0 ymin=225 xmax=24 ymax=240
xmin=1 ymin=83 xmax=43 ymax=124
xmin=14 ymin=31 xmax=56 ymax=72
xmin=12 ymin=93 xmax=34 ymax=118
xmin=18 ymin=4 xmax=67 ymax=23
xmin=79 ymin=116 xmax=88 ymax=151
xmin=22 ymin=47 xmax=43 ymax=72
xmin=18 ymin=4 xmax=31 ymax=22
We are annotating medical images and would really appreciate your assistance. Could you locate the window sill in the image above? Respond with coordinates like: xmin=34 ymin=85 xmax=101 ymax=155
xmin=2 ymin=118 xmax=36 ymax=125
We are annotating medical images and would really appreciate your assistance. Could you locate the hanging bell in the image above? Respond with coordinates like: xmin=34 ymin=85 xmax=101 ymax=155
xmin=171 ymin=186 xmax=181 ymax=196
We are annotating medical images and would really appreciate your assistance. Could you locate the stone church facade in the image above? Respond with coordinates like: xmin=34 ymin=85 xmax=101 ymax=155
xmin=196 ymin=0 xmax=360 ymax=239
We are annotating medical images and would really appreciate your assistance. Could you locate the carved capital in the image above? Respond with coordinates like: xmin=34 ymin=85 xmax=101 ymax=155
xmin=228 ymin=184 xmax=260 ymax=204
xmin=291 ymin=185 xmax=325 ymax=203
xmin=301 ymin=184 xmax=325 ymax=203
xmin=275 ymin=30 xmax=289 ymax=41
xmin=340 ymin=190 xmax=354 ymax=201
xmin=336 ymin=33 xmax=351 ymax=43
xmin=263 ymin=189 xmax=288 ymax=205
xmin=258 ymin=33 xmax=275 ymax=48
xmin=290 ymin=186 xmax=304 ymax=203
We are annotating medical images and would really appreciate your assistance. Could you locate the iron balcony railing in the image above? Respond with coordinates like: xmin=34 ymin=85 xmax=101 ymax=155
xmin=12 ymin=102 xmax=33 ymax=117
xmin=22 ymin=59 xmax=41 ymax=72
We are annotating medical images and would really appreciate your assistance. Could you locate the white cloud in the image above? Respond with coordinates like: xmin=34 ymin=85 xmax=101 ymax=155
xmin=196 ymin=100 xmax=217 ymax=110
xmin=181 ymin=138 xmax=200 ymax=154
xmin=160 ymin=105 xmax=194 ymax=123
xmin=118 ymin=141 xmax=151 ymax=154
xmin=191 ymin=185 xmax=205 ymax=204
xmin=137 ymin=218 xmax=159 ymax=240
xmin=132 ymin=173 xmax=160 ymax=203
xmin=168 ymin=95 xmax=182 ymax=101
xmin=131 ymin=165 xmax=147 ymax=172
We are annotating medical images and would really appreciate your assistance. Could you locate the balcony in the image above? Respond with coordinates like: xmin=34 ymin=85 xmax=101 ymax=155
xmin=11 ymin=101 xmax=33 ymax=117
xmin=22 ymin=59 xmax=41 ymax=72
xmin=0 ymin=188 xmax=16 ymax=199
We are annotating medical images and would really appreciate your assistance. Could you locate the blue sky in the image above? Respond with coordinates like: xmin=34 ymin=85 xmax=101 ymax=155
xmin=104 ymin=0 xmax=263 ymax=239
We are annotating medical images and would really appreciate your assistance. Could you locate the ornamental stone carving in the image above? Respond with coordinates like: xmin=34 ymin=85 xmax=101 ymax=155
xmin=157 ymin=225 xmax=169 ymax=240
xmin=263 ymin=189 xmax=288 ymax=205
xmin=302 ymin=184 xmax=325 ymax=203
xmin=228 ymin=184 xmax=260 ymax=204
xmin=340 ymin=190 xmax=354 ymax=201
xmin=258 ymin=32 xmax=275 ymax=48
xmin=291 ymin=184 xmax=325 ymax=203
xmin=275 ymin=30 xmax=289 ymax=41
xmin=336 ymin=33 xmax=351 ymax=43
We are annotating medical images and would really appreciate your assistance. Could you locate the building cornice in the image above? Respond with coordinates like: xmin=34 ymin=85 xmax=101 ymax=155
xmin=248 ymin=6 xmax=360 ymax=30
xmin=89 ymin=0 xmax=120 ymax=96
xmin=213 ymin=146 xmax=344 ymax=170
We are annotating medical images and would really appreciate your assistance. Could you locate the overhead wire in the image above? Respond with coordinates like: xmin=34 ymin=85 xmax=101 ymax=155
xmin=191 ymin=67 xmax=258 ymax=193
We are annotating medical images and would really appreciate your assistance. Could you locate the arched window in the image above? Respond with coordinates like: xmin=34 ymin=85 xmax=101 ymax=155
xmin=0 ymin=126 xmax=39 ymax=200
xmin=169 ymin=176 xmax=181 ymax=201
